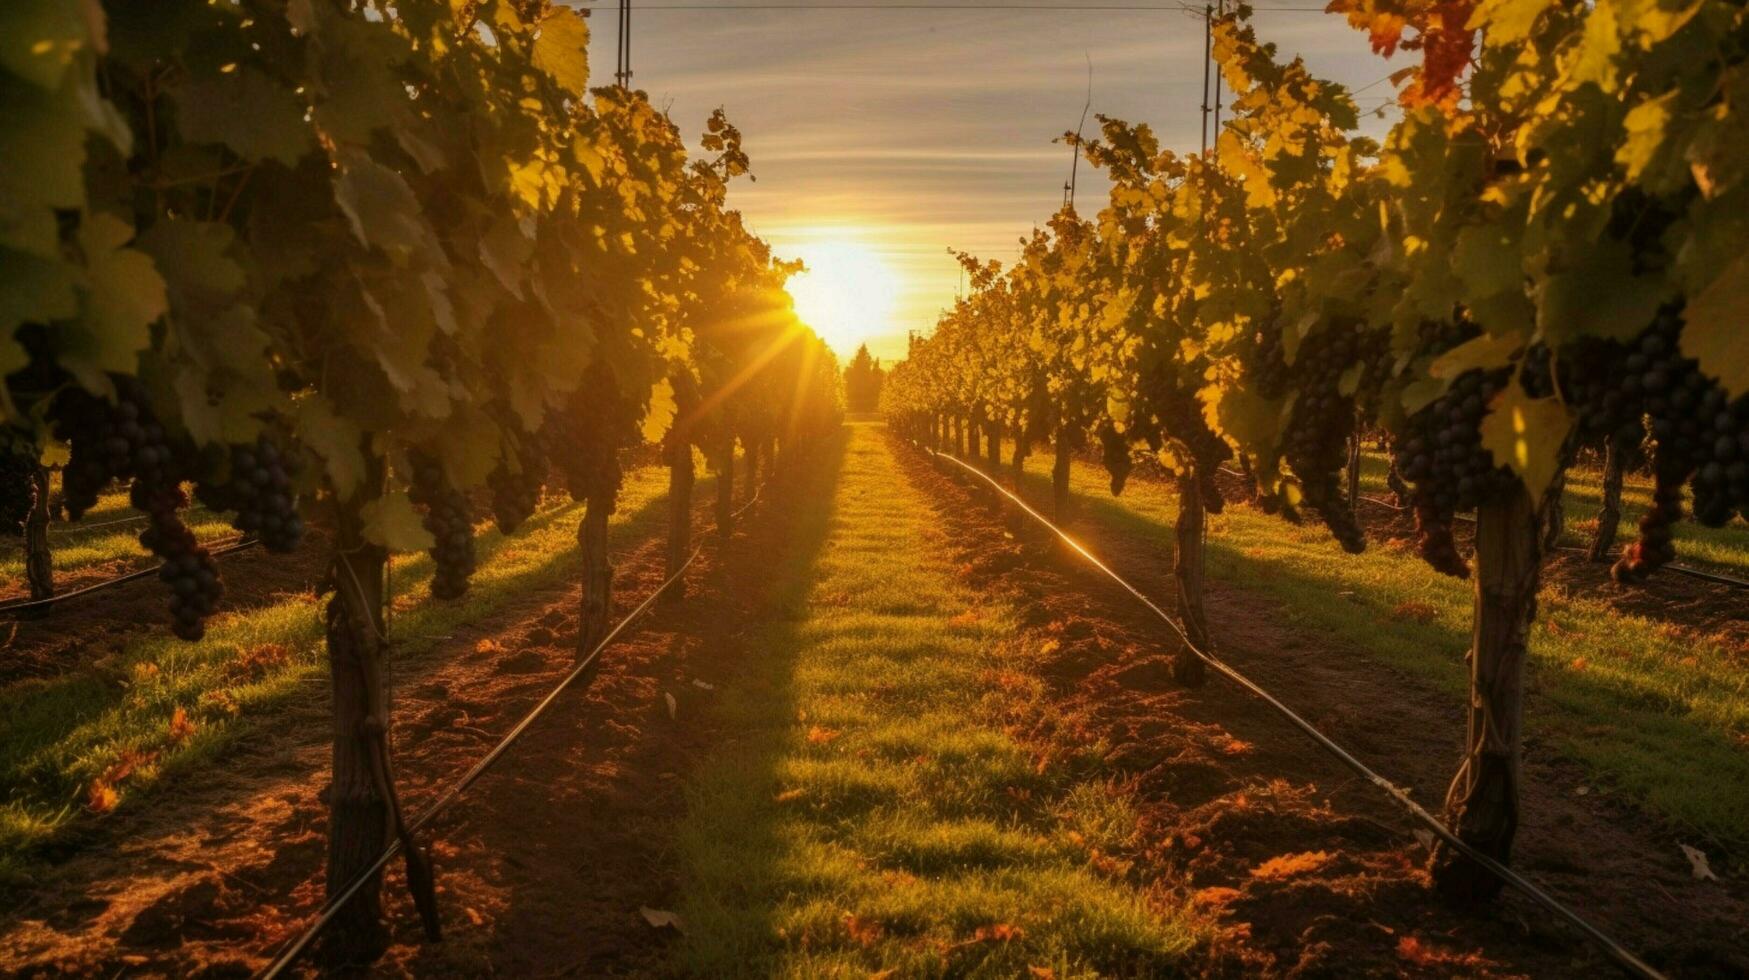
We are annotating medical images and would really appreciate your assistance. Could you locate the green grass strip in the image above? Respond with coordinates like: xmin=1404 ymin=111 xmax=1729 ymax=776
xmin=673 ymin=425 xmax=1201 ymax=978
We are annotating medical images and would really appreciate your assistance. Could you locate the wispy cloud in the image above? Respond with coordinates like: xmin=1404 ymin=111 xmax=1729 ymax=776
xmin=581 ymin=1 xmax=1399 ymax=359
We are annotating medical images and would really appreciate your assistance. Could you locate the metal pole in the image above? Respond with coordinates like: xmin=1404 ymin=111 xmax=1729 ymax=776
xmin=1200 ymin=4 xmax=1212 ymax=155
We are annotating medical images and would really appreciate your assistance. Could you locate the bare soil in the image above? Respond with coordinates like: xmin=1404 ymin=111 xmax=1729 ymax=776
xmin=899 ymin=439 xmax=1749 ymax=979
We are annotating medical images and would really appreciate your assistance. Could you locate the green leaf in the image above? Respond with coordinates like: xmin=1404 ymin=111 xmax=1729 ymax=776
xmin=1537 ymin=239 xmax=1668 ymax=343
xmin=332 ymin=150 xmax=445 ymax=268
xmin=295 ymin=395 xmax=366 ymax=496
xmin=1429 ymin=330 xmax=1522 ymax=380
xmin=1479 ymin=381 xmax=1571 ymax=500
xmin=0 ymin=0 xmax=97 ymax=91
xmin=1681 ymin=252 xmax=1749 ymax=398
xmin=0 ymin=73 xmax=91 ymax=213
xmin=533 ymin=6 xmax=590 ymax=96
xmin=1400 ymin=376 xmax=1448 ymax=415
xmin=0 ymin=248 xmax=79 ymax=333
xmin=59 ymin=214 xmax=167 ymax=389
xmin=138 ymin=219 xmax=246 ymax=306
xmin=1452 ymin=224 xmax=1523 ymax=298
xmin=361 ymin=490 xmax=434 ymax=552
xmin=172 ymin=66 xmax=312 ymax=165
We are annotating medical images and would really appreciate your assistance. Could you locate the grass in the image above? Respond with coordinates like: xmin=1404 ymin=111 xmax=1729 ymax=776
xmin=1351 ymin=449 xmax=1749 ymax=574
xmin=981 ymin=441 xmax=1749 ymax=854
xmin=672 ymin=423 xmax=1202 ymax=978
xmin=0 ymin=467 xmax=687 ymax=883
xmin=1 ymin=486 xmax=239 ymax=592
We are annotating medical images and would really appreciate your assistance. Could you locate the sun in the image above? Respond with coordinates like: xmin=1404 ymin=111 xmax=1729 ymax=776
xmin=785 ymin=238 xmax=899 ymax=357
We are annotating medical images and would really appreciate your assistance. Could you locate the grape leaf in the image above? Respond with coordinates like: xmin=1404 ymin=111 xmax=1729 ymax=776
xmin=60 ymin=214 xmax=167 ymax=390
xmin=641 ymin=377 xmax=677 ymax=443
xmin=361 ymin=490 xmax=435 ymax=552
xmin=1680 ymin=252 xmax=1749 ymax=399
xmin=333 ymin=150 xmax=444 ymax=268
xmin=533 ymin=6 xmax=590 ymax=96
xmin=1429 ymin=330 xmax=1521 ymax=380
xmin=0 ymin=0 xmax=94 ymax=91
xmin=295 ymin=395 xmax=366 ymax=496
xmin=0 ymin=73 xmax=91 ymax=212
xmin=0 ymin=249 xmax=79 ymax=333
xmin=1479 ymin=381 xmax=1570 ymax=500
xmin=172 ymin=67 xmax=312 ymax=165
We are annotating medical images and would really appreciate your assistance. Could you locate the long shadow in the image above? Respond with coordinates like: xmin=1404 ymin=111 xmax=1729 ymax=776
xmin=0 ymin=479 xmax=680 ymax=879
xmin=655 ymin=429 xmax=851 ymax=975
xmin=931 ymin=446 xmax=1749 ymax=852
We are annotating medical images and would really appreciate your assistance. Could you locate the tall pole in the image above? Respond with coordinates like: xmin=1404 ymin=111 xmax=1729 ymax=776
xmin=1210 ymin=0 xmax=1224 ymax=138
xmin=616 ymin=0 xmax=633 ymax=89
xmin=1200 ymin=4 xmax=1213 ymax=156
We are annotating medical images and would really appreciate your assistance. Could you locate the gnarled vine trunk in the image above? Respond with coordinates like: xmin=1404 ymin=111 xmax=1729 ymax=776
xmin=1052 ymin=432 xmax=1072 ymax=523
xmin=664 ymin=435 xmax=694 ymax=602
xmin=1433 ymin=484 xmax=1540 ymax=903
xmin=578 ymin=493 xmax=614 ymax=658
xmin=1171 ymin=469 xmax=1209 ymax=686
xmin=714 ymin=437 xmax=735 ymax=538
xmin=1540 ymin=470 xmax=1566 ymax=551
xmin=1345 ymin=422 xmax=1362 ymax=518
xmin=322 ymin=460 xmax=392 ymax=968
xmin=986 ymin=417 xmax=1002 ymax=472
xmin=1589 ymin=438 xmax=1625 ymax=562
xmin=24 ymin=466 xmax=52 ymax=605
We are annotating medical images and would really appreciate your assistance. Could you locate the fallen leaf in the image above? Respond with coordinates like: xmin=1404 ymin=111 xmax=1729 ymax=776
xmin=1027 ymin=967 xmax=1057 ymax=980
xmin=806 ymin=725 xmax=840 ymax=745
xmin=1250 ymin=850 xmax=1335 ymax=880
xmin=86 ymin=780 xmax=119 ymax=814
xmin=1412 ymin=829 xmax=1435 ymax=851
xmin=664 ymin=692 xmax=677 ymax=720
xmin=640 ymin=906 xmax=685 ymax=933
xmin=1680 ymin=844 xmax=1718 ymax=881
xmin=1396 ymin=935 xmax=1490 ymax=969
xmin=167 ymin=706 xmax=197 ymax=744
xmin=844 ymin=913 xmax=883 ymax=947
xmin=691 ymin=679 xmax=715 ymax=691
xmin=1192 ymin=886 xmax=1243 ymax=908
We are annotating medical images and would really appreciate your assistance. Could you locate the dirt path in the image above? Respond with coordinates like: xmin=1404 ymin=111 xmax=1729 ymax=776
xmin=897 ymin=438 xmax=1749 ymax=978
xmin=0 ymin=467 xmax=798 ymax=978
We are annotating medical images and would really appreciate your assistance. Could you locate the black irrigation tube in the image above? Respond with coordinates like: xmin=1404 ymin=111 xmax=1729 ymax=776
xmin=928 ymin=446 xmax=1665 ymax=980
xmin=256 ymin=490 xmax=762 ymax=980
xmin=0 ymin=537 xmax=260 ymax=616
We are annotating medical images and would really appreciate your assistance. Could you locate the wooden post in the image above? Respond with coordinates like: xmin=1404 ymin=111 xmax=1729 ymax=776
xmin=715 ymin=436 xmax=735 ymax=538
xmin=1540 ymin=469 xmax=1566 ymax=551
xmin=24 ymin=466 xmax=52 ymax=605
xmin=1588 ymin=438 xmax=1625 ymax=562
xmin=322 ymin=458 xmax=391 ymax=968
xmin=664 ymin=435 xmax=693 ymax=602
xmin=745 ymin=436 xmax=761 ymax=501
xmin=1052 ymin=429 xmax=1073 ymax=522
xmin=578 ymin=492 xmax=614 ymax=658
xmin=1171 ymin=469 xmax=1210 ymax=686
xmin=1433 ymin=483 xmax=1539 ymax=903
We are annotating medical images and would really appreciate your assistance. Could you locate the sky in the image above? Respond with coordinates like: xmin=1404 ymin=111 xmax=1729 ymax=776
xmin=577 ymin=1 xmax=1402 ymax=362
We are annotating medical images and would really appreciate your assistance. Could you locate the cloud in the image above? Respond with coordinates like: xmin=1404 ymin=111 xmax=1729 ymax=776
xmin=584 ymin=2 xmax=1399 ymax=355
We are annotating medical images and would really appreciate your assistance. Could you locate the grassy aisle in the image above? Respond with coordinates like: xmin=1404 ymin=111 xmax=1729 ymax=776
xmin=673 ymin=425 xmax=1201 ymax=977
xmin=992 ymin=443 xmax=1749 ymax=852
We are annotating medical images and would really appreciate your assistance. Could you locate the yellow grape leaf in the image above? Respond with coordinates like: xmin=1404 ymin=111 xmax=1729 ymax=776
xmin=1479 ymin=381 xmax=1571 ymax=500
xmin=361 ymin=490 xmax=435 ymax=552
xmin=1469 ymin=0 xmax=1557 ymax=43
xmin=1680 ymin=253 xmax=1749 ymax=399
xmin=1400 ymin=376 xmax=1447 ymax=416
xmin=1616 ymin=90 xmax=1676 ymax=183
xmin=641 ymin=377 xmax=677 ymax=444
xmin=533 ymin=6 xmax=590 ymax=96
xmin=1429 ymin=330 xmax=1522 ymax=380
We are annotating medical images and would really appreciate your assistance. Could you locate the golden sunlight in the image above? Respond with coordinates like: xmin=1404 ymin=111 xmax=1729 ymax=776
xmin=785 ymin=237 xmax=899 ymax=357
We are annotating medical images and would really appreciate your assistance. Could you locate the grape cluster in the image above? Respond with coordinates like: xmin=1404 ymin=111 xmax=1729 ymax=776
xmin=50 ymin=378 xmax=185 ymax=519
xmin=194 ymin=435 xmax=304 ymax=552
xmin=136 ymin=482 xmax=223 ymax=641
xmin=1393 ymin=368 xmax=1517 ymax=577
xmin=1277 ymin=326 xmax=1379 ymax=553
xmin=408 ymin=452 xmax=476 ymax=600
xmin=1556 ymin=307 xmax=1749 ymax=580
xmin=1151 ymin=376 xmax=1232 ymax=514
xmin=488 ymin=434 xmax=547 ymax=534
xmin=1 ymin=447 xmax=34 ymax=535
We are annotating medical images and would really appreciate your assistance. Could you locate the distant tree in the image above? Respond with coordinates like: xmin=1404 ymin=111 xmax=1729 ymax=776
xmin=844 ymin=343 xmax=885 ymax=413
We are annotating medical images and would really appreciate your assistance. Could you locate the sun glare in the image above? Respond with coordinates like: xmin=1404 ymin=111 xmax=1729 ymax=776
xmin=786 ymin=238 xmax=899 ymax=357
